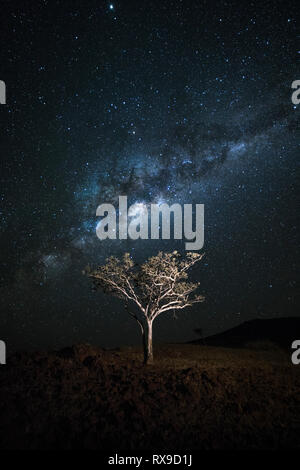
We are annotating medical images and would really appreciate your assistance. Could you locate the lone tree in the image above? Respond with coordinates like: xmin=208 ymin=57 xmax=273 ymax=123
xmin=85 ymin=251 xmax=205 ymax=364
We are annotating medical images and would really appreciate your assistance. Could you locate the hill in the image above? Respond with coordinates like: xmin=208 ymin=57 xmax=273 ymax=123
xmin=192 ymin=317 xmax=300 ymax=349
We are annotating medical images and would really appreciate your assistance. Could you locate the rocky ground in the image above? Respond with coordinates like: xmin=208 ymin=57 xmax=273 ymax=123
xmin=0 ymin=343 xmax=299 ymax=450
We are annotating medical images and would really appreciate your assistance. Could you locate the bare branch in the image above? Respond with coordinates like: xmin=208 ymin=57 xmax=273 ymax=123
xmin=85 ymin=250 xmax=205 ymax=363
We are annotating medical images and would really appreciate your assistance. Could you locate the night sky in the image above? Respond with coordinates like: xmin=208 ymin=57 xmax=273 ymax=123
xmin=0 ymin=0 xmax=299 ymax=351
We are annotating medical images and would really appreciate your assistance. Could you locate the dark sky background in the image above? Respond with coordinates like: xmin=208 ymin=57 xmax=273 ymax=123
xmin=0 ymin=0 xmax=299 ymax=352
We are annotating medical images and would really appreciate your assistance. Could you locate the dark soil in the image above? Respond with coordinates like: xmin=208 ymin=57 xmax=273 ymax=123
xmin=0 ymin=343 xmax=299 ymax=450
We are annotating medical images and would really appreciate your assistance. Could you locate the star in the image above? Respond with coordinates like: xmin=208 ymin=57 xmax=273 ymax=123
xmin=0 ymin=0 xmax=298 ymax=352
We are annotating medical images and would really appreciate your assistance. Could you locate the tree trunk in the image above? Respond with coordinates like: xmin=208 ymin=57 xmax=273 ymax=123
xmin=142 ymin=320 xmax=153 ymax=365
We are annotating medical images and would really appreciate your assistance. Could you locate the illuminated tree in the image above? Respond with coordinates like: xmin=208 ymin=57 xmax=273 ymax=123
xmin=85 ymin=251 xmax=205 ymax=364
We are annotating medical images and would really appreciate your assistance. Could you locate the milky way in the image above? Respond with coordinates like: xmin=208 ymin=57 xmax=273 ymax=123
xmin=0 ymin=1 xmax=298 ymax=350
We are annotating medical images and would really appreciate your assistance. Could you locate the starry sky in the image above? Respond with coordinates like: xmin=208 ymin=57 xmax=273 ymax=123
xmin=0 ymin=0 xmax=299 ymax=351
